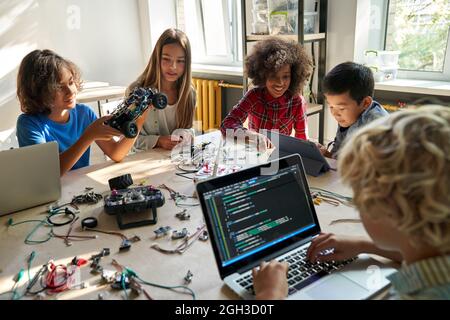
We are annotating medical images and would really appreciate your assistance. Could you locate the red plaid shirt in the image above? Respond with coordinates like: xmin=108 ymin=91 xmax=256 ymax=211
xmin=220 ymin=87 xmax=308 ymax=139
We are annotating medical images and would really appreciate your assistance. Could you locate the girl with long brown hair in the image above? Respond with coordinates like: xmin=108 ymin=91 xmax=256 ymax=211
xmin=128 ymin=28 xmax=196 ymax=150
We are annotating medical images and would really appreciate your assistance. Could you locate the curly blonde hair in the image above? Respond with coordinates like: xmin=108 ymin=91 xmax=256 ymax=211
xmin=338 ymin=106 xmax=450 ymax=253
xmin=245 ymin=37 xmax=312 ymax=95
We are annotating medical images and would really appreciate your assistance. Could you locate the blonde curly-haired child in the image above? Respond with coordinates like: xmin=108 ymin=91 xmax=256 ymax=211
xmin=252 ymin=106 xmax=450 ymax=300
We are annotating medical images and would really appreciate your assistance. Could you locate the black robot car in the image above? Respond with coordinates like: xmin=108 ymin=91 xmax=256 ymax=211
xmin=105 ymin=87 xmax=168 ymax=138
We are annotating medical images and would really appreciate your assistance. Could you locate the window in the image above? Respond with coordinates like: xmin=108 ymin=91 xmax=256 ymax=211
xmin=384 ymin=0 xmax=450 ymax=80
xmin=176 ymin=0 xmax=242 ymax=66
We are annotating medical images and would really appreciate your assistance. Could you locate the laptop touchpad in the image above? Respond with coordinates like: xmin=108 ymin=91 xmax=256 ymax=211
xmin=303 ymin=274 xmax=369 ymax=300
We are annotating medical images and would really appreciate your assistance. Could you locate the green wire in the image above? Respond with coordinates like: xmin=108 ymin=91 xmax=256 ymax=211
xmin=309 ymin=187 xmax=353 ymax=202
xmin=121 ymin=273 xmax=128 ymax=300
xmin=135 ymin=275 xmax=196 ymax=300
xmin=8 ymin=218 xmax=54 ymax=245
xmin=11 ymin=268 xmax=25 ymax=300
xmin=7 ymin=251 xmax=37 ymax=301
xmin=7 ymin=206 xmax=69 ymax=245
xmin=24 ymin=220 xmax=53 ymax=245
xmin=27 ymin=251 xmax=36 ymax=287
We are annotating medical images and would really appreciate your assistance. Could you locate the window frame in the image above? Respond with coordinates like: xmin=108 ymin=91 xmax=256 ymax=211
xmin=383 ymin=0 xmax=450 ymax=81
xmin=177 ymin=0 xmax=242 ymax=67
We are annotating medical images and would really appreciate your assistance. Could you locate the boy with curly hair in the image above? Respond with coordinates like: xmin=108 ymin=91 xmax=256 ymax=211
xmin=220 ymin=37 xmax=313 ymax=143
xmin=252 ymin=106 xmax=450 ymax=300
xmin=16 ymin=49 xmax=145 ymax=175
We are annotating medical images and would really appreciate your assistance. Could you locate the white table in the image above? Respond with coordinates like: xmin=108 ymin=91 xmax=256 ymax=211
xmin=0 ymin=132 xmax=375 ymax=300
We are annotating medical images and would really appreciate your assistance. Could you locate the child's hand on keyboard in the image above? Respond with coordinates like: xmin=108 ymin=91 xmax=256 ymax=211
xmin=307 ymin=232 xmax=366 ymax=263
xmin=252 ymin=260 xmax=289 ymax=300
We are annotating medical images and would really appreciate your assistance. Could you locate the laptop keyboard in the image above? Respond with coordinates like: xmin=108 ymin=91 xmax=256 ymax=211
xmin=235 ymin=247 xmax=357 ymax=296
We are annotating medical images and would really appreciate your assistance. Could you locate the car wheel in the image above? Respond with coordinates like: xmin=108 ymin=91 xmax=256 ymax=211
xmin=122 ymin=121 xmax=138 ymax=138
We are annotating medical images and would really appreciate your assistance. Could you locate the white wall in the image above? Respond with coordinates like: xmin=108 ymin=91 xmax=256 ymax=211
xmin=148 ymin=0 xmax=177 ymax=50
xmin=139 ymin=0 xmax=177 ymax=63
xmin=0 ymin=0 xmax=146 ymax=149
xmin=323 ymin=0 xmax=359 ymax=142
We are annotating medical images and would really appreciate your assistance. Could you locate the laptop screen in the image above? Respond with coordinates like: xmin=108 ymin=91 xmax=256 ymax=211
xmin=197 ymin=154 xmax=321 ymax=278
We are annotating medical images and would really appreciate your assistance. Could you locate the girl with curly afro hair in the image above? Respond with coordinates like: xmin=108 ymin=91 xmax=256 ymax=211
xmin=221 ymin=37 xmax=312 ymax=143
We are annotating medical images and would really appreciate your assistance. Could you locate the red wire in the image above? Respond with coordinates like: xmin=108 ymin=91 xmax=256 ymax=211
xmin=45 ymin=263 xmax=71 ymax=293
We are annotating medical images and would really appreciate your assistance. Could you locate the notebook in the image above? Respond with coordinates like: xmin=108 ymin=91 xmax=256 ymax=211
xmin=196 ymin=154 xmax=396 ymax=300
xmin=0 ymin=142 xmax=61 ymax=216
xmin=263 ymin=130 xmax=330 ymax=177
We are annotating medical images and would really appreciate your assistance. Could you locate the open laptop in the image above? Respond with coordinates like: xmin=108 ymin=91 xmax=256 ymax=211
xmin=0 ymin=141 xmax=61 ymax=216
xmin=196 ymin=154 xmax=395 ymax=300
xmin=263 ymin=130 xmax=330 ymax=177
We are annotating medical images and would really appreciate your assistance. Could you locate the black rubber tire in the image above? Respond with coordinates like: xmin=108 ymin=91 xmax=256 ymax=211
xmin=122 ymin=121 xmax=138 ymax=138
xmin=152 ymin=93 xmax=168 ymax=110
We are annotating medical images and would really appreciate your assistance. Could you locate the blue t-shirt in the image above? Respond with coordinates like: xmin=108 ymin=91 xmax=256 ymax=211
xmin=16 ymin=104 xmax=97 ymax=170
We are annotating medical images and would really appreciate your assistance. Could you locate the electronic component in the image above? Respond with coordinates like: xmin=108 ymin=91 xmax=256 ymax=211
xmin=172 ymin=228 xmax=188 ymax=240
xmin=184 ymin=270 xmax=193 ymax=284
xmin=119 ymin=239 xmax=132 ymax=251
xmin=104 ymin=185 xmax=165 ymax=230
xmin=199 ymin=230 xmax=209 ymax=241
xmin=175 ymin=209 xmax=190 ymax=220
xmin=90 ymin=248 xmax=110 ymax=274
xmin=154 ymin=226 xmax=171 ymax=238
xmin=71 ymin=190 xmax=102 ymax=205
xmin=81 ymin=217 xmax=98 ymax=229
xmin=108 ymin=174 xmax=134 ymax=191
xmin=46 ymin=207 xmax=76 ymax=227
xmin=111 ymin=273 xmax=131 ymax=290
xmin=101 ymin=270 xmax=117 ymax=283
xmin=105 ymin=87 xmax=167 ymax=138
xmin=128 ymin=235 xmax=141 ymax=243
xmin=71 ymin=256 xmax=88 ymax=267
xmin=190 ymin=142 xmax=211 ymax=164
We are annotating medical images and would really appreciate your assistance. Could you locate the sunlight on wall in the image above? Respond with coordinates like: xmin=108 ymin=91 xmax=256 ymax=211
xmin=0 ymin=128 xmax=15 ymax=143
xmin=0 ymin=42 xmax=37 ymax=82
xmin=0 ymin=0 xmax=36 ymax=36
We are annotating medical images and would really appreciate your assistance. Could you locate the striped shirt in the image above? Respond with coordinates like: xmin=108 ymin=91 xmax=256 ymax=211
xmin=386 ymin=255 xmax=450 ymax=300
xmin=220 ymin=87 xmax=308 ymax=140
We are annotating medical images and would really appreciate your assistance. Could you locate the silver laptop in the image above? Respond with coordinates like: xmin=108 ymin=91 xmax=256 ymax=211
xmin=0 ymin=141 xmax=61 ymax=215
xmin=196 ymin=154 xmax=395 ymax=300
xmin=263 ymin=130 xmax=330 ymax=177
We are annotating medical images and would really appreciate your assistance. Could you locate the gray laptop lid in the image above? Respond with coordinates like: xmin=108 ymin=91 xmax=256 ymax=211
xmin=0 ymin=142 xmax=61 ymax=215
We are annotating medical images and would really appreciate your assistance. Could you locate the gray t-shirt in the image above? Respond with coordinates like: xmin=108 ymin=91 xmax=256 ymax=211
xmin=157 ymin=103 xmax=177 ymax=136
xmin=330 ymin=100 xmax=388 ymax=158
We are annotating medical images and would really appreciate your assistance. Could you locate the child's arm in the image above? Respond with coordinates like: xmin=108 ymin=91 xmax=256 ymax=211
xmin=252 ymin=260 xmax=289 ymax=300
xmin=306 ymin=232 xmax=403 ymax=263
xmin=59 ymin=115 xmax=124 ymax=175
xmin=316 ymin=142 xmax=333 ymax=158
xmin=294 ymin=96 xmax=308 ymax=140
xmin=95 ymin=108 xmax=150 ymax=161
xmin=220 ymin=91 xmax=254 ymax=136
xmin=16 ymin=114 xmax=119 ymax=175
